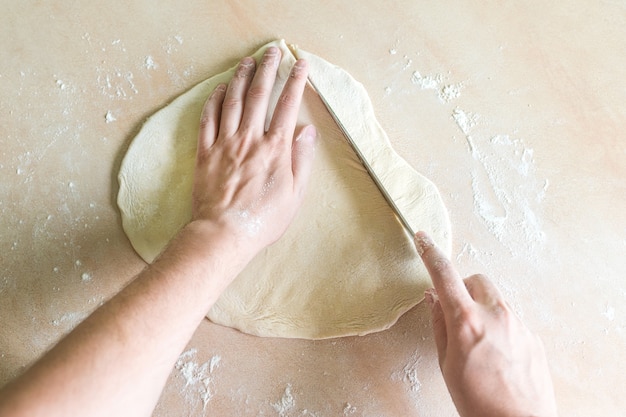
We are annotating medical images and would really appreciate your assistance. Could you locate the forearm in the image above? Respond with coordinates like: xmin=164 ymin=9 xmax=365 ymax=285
xmin=0 ymin=222 xmax=250 ymax=417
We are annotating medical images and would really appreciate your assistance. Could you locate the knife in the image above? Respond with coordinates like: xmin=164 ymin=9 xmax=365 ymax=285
xmin=306 ymin=77 xmax=417 ymax=238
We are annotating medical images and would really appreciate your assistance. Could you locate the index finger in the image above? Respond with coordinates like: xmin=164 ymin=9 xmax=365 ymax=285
xmin=414 ymin=231 xmax=474 ymax=315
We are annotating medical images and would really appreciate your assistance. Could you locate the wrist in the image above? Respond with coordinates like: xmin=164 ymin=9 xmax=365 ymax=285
xmin=149 ymin=220 xmax=258 ymax=301
xmin=178 ymin=219 xmax=259 ymax=269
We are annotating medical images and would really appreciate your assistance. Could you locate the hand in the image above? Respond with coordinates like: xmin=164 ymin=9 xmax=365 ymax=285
xmin=415 ymin=232 xmax=558 ymax=417
xmin=191 ymin=46 xmax=317 ymax=258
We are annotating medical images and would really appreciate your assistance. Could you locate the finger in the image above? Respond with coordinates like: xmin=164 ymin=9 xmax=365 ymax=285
xmin=463 ymin=274 xmax=505 ymax=306
xmin=197 ymin=83 xmax=227 ymax=156
xmin=220 ymin=57 xmax=256 ymax=136
xmin=291 ymin=124 xmax=317 ymax=198
xmin=427 ymin=290 xmax=448 ymax=366
xmin=240 ymin=46 xmax=281 ymax=135
xmin=414 ymin=232 xmax=474 ymax=317
xmin=267 ymin=59 xmax=308 ymax=142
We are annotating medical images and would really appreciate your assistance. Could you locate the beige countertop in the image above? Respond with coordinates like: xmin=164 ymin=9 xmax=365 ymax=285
xmin=1 ymin=1 xmax=625 ymax=415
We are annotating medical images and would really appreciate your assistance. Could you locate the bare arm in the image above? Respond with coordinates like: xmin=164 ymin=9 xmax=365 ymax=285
xmin=415 ymin=232 xmax=559 ymax=417
xmin=0 ymin=46 xmax=316 ymax=417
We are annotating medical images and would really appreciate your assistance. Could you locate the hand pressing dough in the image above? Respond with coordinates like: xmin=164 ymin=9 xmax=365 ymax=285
xmin=117 ymin=40 xmax=451 ymax=339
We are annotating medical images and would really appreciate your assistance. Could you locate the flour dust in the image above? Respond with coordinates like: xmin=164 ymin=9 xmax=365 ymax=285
xmin=175 ymin=348 xmax=222 ymax=412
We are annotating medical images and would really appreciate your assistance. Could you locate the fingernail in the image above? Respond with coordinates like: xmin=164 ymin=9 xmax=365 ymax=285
xmin=264 ymin=46 xmax=281 ymax=66
xmin=235 ymin=57 xmax=255 ymax=78
xmin=424 ymin=288 xmax=439 ymax=309
xmin=414 ymin=231 xmax=434 ymax=256
xmin=290 ymin=59 xmax=308 ymax=78
xmin=240 ymin=56 xmax=255 ymax=65
xmin=297 ymin=125 xmax=317 ymax=142
xmin=424 ymin=291 xmax=434 ymax=308
xmin=211 ymin=83 xmax=227 ymax=95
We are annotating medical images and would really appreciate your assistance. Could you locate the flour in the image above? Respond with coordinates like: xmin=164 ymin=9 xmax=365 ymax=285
xmin=55 ymin=79 xmax=67 ymax=90
xmin=411 ymin=71 xmax=442 ymax=90
xmin=452 ymin=109 xmax=543 ymax=253
xmin=412 ymin=71 xmax=463 ymax=103
xmin=175 ymin=348 xmax=222 ymax=411
xmin=391 ymin=351 xmax=422 ymax=393
xmin=387 ymin=42 xmax=548 ymax=268
xmin=466 ymin=130 xmax=547 ymax=258
xmin=343 ymin=403 xmax=357 ymax=415
xmin=52 ymin=311 xmax=88 ymax=328
xmin=144 ymin=55 xmax=158 ymax=70
xmin=602 ymin=305 xmax=615 ymax=322
xmin=164 ymin=34 xmax=184 ymax=54
xmin=272 ymin=384 xmax=296 ymax=417
xmin=97 ymin=69 xmax=138 ymax=99
xmin=440 ymin=83 xmax=462 ymax=102
xmin=452 ymin=108 xmax=479 ymax=136
xmin=456 ymin=242 xmax=479 ymax=262
xmin=104 ymin=110 xmax=116 ymax=123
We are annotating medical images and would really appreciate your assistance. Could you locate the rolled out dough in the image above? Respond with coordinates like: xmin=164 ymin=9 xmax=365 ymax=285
xmin=117 ymin=40 xmax=451 ymax=339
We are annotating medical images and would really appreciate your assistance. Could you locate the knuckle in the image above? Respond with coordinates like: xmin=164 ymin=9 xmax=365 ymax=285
xmin=198 ymin=114 xmax=212 ymax=130
xmin=264 ymin=130 xmax=285 ymax=145
xmin=456 ymin=305 xmax=476 ymax=323
xmin=456 ymin=308 xmax=485 ymax=340
xmin=468 ymin=273 xmax=488 ymax=282
xmin=221 ymin=97 xmax=241 ymax=109
xmin=247 ymin=85 xmax=269 ymax=100
xmin=278 ymin=92 xmax=298 ymax=108
xmin=195 ymin=146 xmax=213 ymax=164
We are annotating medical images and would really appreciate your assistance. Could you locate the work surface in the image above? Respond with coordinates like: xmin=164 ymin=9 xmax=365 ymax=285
xmin=1 ymin=1 xmax=625 ymax=415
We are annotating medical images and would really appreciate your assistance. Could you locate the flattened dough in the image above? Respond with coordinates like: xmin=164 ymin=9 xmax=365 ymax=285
xmin=117 ymin=40 xmax=451 ymax=339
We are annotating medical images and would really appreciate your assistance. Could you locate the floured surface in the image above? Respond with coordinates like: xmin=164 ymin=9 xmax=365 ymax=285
xmin=118 ymin=40 xmax=451 ymax=339
xmin=2 ymin=1 xmax=626 ymax=416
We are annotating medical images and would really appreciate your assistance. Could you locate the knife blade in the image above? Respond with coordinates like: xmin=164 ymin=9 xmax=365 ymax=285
xmin=306 ymin=77 xmax=416 ymax=238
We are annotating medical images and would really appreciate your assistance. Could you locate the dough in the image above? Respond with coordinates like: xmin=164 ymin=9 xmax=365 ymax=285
xmin=117 ymin=40 xmax=451 ymax=339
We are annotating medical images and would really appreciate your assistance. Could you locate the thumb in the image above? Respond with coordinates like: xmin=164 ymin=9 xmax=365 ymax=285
xmin=426 ymin=289 xmax=448 ymax=367
xmin=291 ymin=124 xmax=317 ymax=196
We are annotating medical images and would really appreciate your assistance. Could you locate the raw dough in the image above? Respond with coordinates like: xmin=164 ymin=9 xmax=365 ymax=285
xmin=117 ymin=40 xmax=451 ymax=339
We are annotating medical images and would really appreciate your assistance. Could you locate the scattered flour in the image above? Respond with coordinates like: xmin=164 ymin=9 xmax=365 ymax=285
xmin=602 ymin=305 xmax=615 ymax=322
xmin=81 ymin=272 xmax=92 ymax=282
xmin=104 ymin=110 xmax=116 ymax=123
xmin=144 ymin=55 xmax=158 ymax=70
xmin=387 ymin=32 xmax=548 ymax=262
xmin=97 ymin=68 xmax=138 ymax=99
xmin=272 ymin=384 xmax=296 ymax=417
xmin=343 ymin=403 xmax=357 ymax=415
xmin=175 ymin=348 xmax=222 ymax=411
xmin=440 ymin=83 xmax=462 ymax=102
xmin=391 ymin=351 xmax=422 ymax=393
xmin=411 ymin=71 xmax=442 ymax=90
xmin=164 ymin=34 xmax=184 ymax=54
xmin=456 ymin=242 xmax=479 ymax=262
xmin=52 ymin=311 xmax=88 ymax=328
xmin=411 ymin=71 xmax=463 ymax=103
xmin=452 ymin=109 xmax=547 ymax=257
xmin=452 ymin=108 xmax=480 ymax=136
